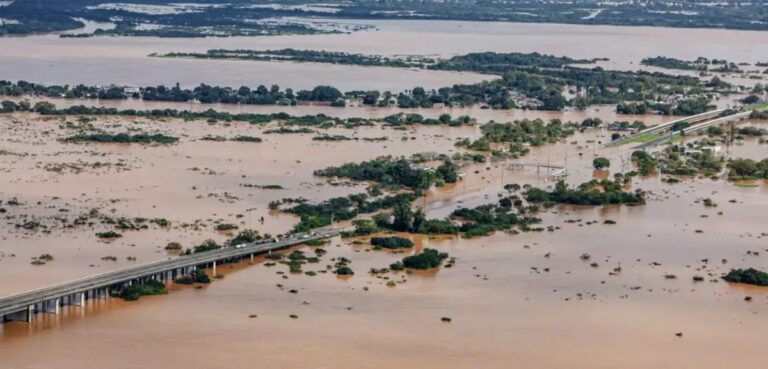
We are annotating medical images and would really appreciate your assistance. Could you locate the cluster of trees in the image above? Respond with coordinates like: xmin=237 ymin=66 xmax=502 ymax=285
xmin=736 ymin=126 xmax=767 ymax=137
xmin=63 ymin=133 xmax=179 ymax=144
xmin=370 ymin=236 xmax=414 ymax=249
xmin=451 ymin=204 xmax=540 ymax=238
xmin=617 ymin=98 xmax=715 ymax=116
xmin=163 ymin=48 xmax=427 ymax=68
xmin=727 ymin=158 xmax=768 ymax=180
xmin=525 ymin=179 xmax=645 ymax=206
xmin=399 ymin=248 xmax=449 ymax=270
xmin=314 ymin=156 xmax=459 ymax=192
xmin=382 ymin=113 xmax=472 ymax=127
xmin=174 ymin=269 xmax=211 ymax=285
xmin=592 ymin=157 xmax=611 ymax=170
xmin=285 ymin=193 xmax=418 ymax=232
xmin=0 ymin=0 xmax=348 ymax=37
xmin=371 ymin=202 xmax=458 ymax=235
xmin=336 ymin=0 xmax=768 ymax=31
xmin=0 ymin=81 xmax=345 ymax=105
xmin=429 ymin=51 xmax=596 ymax=72
xmin=660 ymin=145 xmax=723 ymax=176
xmin=722 ymin=268 xmax=768 ymax=286
xmin=456 ymin=118 xmax=575 ymax=157
xmin=118 ymin=280 xmax=166 ymax=301
xmin=2 ymin=46 xmax=728 ymax=113
xmin=640 ymin=56 xmax=709 ymax=71
xmin=5 ymin=0 xmax=768 ymax=39
xmin=631 ymin=150 xmax=656 ymax=176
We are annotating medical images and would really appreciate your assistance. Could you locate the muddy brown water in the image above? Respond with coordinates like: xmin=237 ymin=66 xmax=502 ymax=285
xmin=1 ymin=19 xmax=767 ymax=90
xmin=0 ymin=108 xmax=766 ymax=368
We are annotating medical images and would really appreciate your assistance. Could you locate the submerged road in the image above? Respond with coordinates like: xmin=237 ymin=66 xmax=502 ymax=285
xmin=0 ymin=229 xmax=339 ymax=323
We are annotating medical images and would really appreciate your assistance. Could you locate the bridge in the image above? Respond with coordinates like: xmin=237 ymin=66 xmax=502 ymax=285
xmin=0 ymin=229 xmax=339 ymax=324
xmin=606 ymin=108 xmax=726 ymax=147
xmin=635 ymin=110 xmax=752 ymax=149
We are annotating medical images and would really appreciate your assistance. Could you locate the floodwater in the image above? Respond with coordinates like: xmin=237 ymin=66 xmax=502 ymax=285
xmin=0 ymin=108 xmax=766 ymax=368
xmin=1 ymin=19 xmax=768 ymax=369
xmin=1 ymin=19 xmax=768 ymax=90
xmin=4 ymin=94 xmax=671 ymax=124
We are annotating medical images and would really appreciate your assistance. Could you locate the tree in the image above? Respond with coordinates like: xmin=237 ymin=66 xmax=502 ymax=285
xmin=573 ymin=95 xmax=588 ymax=111
xmin=436 ymin=160 xmax=459 ymax=183
xmin=392 ymin=202 xmax=414 ymax=232
xmin=32 ymin=101 xmax=56 ymax=114
xmin=503 ymin=183 xmax=521 ymax=193
xmin=593 ymin=157 xmax=611 ymax=170
xmin=0 ymin=100 xmax=19 ymax=112
xmin=411 ymin=207 xmax=426 ymax=233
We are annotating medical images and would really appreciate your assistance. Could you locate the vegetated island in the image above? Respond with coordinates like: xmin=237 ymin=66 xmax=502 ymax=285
xmin=0 ymin=48 xmax=739 ymax=113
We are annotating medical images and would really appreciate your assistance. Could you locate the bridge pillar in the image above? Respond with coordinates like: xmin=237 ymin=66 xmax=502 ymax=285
xmin=28 ymin=305 xmax=34 ymax=322
xmin=213 ymin=261 xmax=217 ymax=275
xmin=250 ymin=254 xmax=254 ymax=263
xmin=44 ymin=298 xmax=61 ymax=314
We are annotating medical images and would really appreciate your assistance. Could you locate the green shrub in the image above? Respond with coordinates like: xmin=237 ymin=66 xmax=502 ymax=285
xmin=119 ymin=280 xmax=166 ymax=301
xmin=401 ymin=248 xmax=449 ymax=270
xmin=370 ymin=236 xmax=414 ymax=249
xmin=723 ymin=268 xmax=768 ymax=286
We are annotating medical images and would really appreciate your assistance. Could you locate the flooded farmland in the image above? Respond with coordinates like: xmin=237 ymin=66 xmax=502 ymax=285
xmin=0 ymin=108 xmax=766 ymax=368
xmin=0 ymin=16 xmax=767 ymax=369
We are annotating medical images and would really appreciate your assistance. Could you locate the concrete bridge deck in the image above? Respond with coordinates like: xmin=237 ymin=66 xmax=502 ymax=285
xmin=635 ymin=111 xmax=751 ymax=149
xmin=0 ymin=229 xmax=339 ymax=323
xmin=606 ymin=108 xmax=726 ymax=147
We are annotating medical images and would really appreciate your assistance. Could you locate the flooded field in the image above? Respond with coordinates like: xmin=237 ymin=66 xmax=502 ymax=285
xmin=1 ymin=20 xmax=767 ymax=90
xmin=0 ymin=106 xmax=766 ymax=368
xmin=1 ymin=17 xmax=768 ymax=369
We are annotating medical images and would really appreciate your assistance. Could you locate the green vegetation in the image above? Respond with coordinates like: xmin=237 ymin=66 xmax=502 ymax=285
xmin=314 ymin=156 xmax=457 ymax=192
xmin=335 ymin=265 xmax=354 ymax=276
xmin=304 ymin=239 xmax=329 ymax=246
xmin=631 ymin=151 xmax=656 ymax=176
xmin=0 ymin=1 xmax=359 ymax=37
xmin=451 ymin=204 xmax=540 ymax=237
xmin=214 ymin=223 xmax=238 ymax=231
xmin=592 ymin=157 xmax=610 ymax=170
xmin=401 ymin=248 xmax=449 ymax=270
xmin=723 ymin=268 xmax=768 ymax=286
xmin=617 ymin=98 xmax=716 ymax=116
xmin=227 ymin=229 xmax=263 ymax=246
xmin=118 ymin=280 xmax=166 ymax=301
xmin=162 ymin=49 xmax=423 ymax=68
xmin=263 ymin=127 xmax=315 ymax=134
xmin=3 ymin=0 xmax=768 ymax=39
xmin=658 ymin=144 xmax=723 ymax=177
xmin=0 ymin=47 xmax=729 ymax=112
xmin=736 ymin=127 xmax=767 ymax=137
xmin=727 ymin=158 xmax=768 ymax=180
xmin=175 ymin=269 xmax=211 ymax=285
xmin=342 ymin=219 xmax=381 ymax=237
xmin=63 ymin=133 xmax=178 ymax=144
xmin=640 ymin=56 xmax=708 ymax=71
xmin=370 ymin=236 xmax=414 ymax=249
xmin=231 ymin=136 xmax=263 ymax=143
xmin=456 ymin=119 xmax=575 ymax=156
xmin=95 ymin=231 xmax=122 ymax=239
xmin=526 ymin=180 xmax=645 ymax=206
xmin=283 ymin=192 xmax=418 ymax=232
